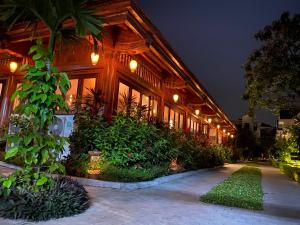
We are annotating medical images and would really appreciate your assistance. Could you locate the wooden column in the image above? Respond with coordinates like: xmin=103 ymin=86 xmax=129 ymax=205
xmin=98 ymin=51 xmax=119 ymax=120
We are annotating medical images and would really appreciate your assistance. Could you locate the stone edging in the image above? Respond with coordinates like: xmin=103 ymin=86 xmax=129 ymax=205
xmin=0 ymin=160 xmax=224 ymax=190
xmin=70 ymin=167 xmax=220 ymax=190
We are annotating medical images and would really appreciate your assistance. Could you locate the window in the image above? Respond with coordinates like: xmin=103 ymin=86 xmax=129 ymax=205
xmin=187 ymin=117 xmax=191 ymax=129
xmin=13 ymin=83 xmax=22 ymax=109
xmin=174 ymin=112 xmax=179 ymax=129
xmin=151 ymin=99 xmax=158 ymax=117
xmin=169 ymin=109 xmax=174 ymax=128
xmin=132 ymin=89 xmax=140 ymax=104
xmin=164 ymin=106 xmax=169 ymax=123
xmin=179 ymin=114 xmax=184 ymax=129
xmin=65 ymin=79 xmax=79 ymax=107
xmin=0 ymin=82 xmax=4 ymax=107
xmin=82 ymin=78 xmax=96 ymax=98
xmin=118 ymin=82 xmax=129 ymax=111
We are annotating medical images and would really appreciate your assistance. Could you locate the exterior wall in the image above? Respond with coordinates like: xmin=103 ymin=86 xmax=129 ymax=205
xmin=0 ymin=0 xmax=236 ymax=138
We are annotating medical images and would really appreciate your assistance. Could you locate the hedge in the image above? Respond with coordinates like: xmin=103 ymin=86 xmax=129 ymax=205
xmin=271 ymin=160 xmax=300 ymax=183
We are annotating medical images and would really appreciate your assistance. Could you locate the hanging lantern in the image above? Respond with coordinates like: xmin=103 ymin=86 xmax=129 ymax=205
xmin=217 ymin=125 xmax=220 ymax=129
xmin=10 ymin=61 xmax=18 ymax=73
xmin=227 ymin=132 xmax=230 ymax=136
xmin=129 ymin=59 xmax=138 ymax=73
xmin=223 ymin=129 xmax=226 ymax=133
xmin=208 ymin=118 xmax=212 ymax=124
xmin=230 ymin=134 xmax=234 ymax=138
xmin=173 ymin=94 xmax=179 ymax=103
xmin=195 ymin=109 xmax=200 ymax=115
xmin=91 ymin=52 xmax=99 ymax=65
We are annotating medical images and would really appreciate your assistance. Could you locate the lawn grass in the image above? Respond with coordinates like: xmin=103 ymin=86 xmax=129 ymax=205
xmin=200 ymin=166 xmax=263 ymax=210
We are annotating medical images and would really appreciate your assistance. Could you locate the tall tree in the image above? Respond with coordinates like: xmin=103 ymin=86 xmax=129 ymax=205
xmin=243 ymin=12 xmax=300 ymax=115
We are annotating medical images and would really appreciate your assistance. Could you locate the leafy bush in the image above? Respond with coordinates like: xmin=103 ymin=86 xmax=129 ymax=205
xmin=0 ymin=175 xmax=89 ymax=221
xmin=97 ymin=163 xmax=170 ymax=182
xmin=271 ymin=160 xmax=300 ymax=183
xmin=96 ymin=115 xmax=177 ymax=168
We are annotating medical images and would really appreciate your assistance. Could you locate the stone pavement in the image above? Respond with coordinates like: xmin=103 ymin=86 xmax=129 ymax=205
xmin=0 ymin=163 xmax=299 ymax=225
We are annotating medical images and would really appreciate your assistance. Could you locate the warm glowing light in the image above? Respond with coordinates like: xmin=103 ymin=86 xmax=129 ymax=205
xmin=153 ymin=109 xmax=156 ymax=115
xmin=217 ymin=125 xmax=220 ymax=129
xmin=223 ymin=129 xmax=226 ymax=133
xmin=230 ymin=134 xmax=234 ymax=138
xmin=169 ymin=119 xmax=174 ymax=128
xmin=227 ymin=132 xmax=230 ymax=136
xmin=129 ymin=59 xmax=138 ymax=73
xmin=195 ymin=109 xmax=200 ymax=115
xmin=208 ymin=118 xmax=212 ymax=124
xmin=91 ymin=52 xmax=99 ymax=65
xmin=10 ymin=61 xmax=18 ymax=73
xmin=173 ymin=94 xmax=179 ymax=103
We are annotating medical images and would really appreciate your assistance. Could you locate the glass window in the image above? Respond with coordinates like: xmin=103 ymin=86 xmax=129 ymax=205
xmin=179 ymin=114 xmax=184 ymax=129
xmin=13 ymin=83 xmax=22 ymax=109
xmin=132 ymin=89 xmax=140 ymax=104
xmin=142 ymin=95 xmax=149 ymax=107
xmin=118 ymin=82 xmax=129 ymax=110
xmin=0 ymin=83 xmax=3 ymax=97
xmin=151 ymin=99 xmax=158 ymax=117
xmin=65 ymin=79 xmax=78 ymax=107
xmin=164 ymin=106 xmax=169 ymax=123
xmin=174 ymin=112 xmax=179 ymax=129
xmin=169 ymin=109 xmax=174 ymax=128
xmin=82 ymin=78 xmax=96 ymax=98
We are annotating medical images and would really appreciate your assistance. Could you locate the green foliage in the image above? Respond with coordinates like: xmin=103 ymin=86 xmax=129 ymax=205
xmin=96 ymin=114 xmax=177 ymax=168
xmin=0 ymin=0 xmax=103 ymax=54
xmin=201 ymin=166 xmax=263 ymax=210
xmin=97 ymin=163 xmax=170 ymax=182
xmin=270 ymin=125 xmax=300 ymax=163
xmin=0 ymin=176 xmax=89 ymax=221
xmin=271 ymin=160 xmax=300 ymax=183
xmin=1 ymin=42 xmax=69 ymax=193
xmin=243 ymin=12 xmax=300 ymax=114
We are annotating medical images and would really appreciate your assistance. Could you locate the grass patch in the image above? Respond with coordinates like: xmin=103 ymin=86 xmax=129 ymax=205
xmin=96 ymin=163 xmax=171 ymax=182
xmin=200 ymin=166 xmax=263 ymax=210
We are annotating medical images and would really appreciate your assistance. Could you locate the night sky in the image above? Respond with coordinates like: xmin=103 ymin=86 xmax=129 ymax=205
xmin=140 ymin=0 xmax=300 ymax=126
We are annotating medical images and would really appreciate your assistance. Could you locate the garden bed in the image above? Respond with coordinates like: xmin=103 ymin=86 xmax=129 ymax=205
xmin=200 ymin=166 xmax=263 ymax=210
xmin=271 ymin=160 xmax=300 ymax=183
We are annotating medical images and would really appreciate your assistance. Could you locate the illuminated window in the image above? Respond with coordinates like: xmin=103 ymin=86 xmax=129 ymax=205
xmin=82 ymin=78 xmax=96 ymax=98
xmin=169 ymin=109 xmax=174 ymax=128
xmin=174 ymin=112 xmax=179 ymax=129
xmin=65 ymin=79 xmax=78 ymax=107
xmin=0 ymin=83 xmax=3 ymax=97
xmin=187 ymin=117 xmax=191 ymax=129
xmin=13 ymin=83 xmax=22 ymax=109
xmin=118 ymin=82 xmax=129 ymax=111
xmin=151 ymin=99 xmax=158 ymax=117
xmin=164 ymin=106 xmax=169 ymax=123
xmin=141 ymin=95 xmax=149 ymax=109
xmin=179 ymin=114 xmax=184 ymax=129
xmin=132 ymin=89 xmax=140 ymax=104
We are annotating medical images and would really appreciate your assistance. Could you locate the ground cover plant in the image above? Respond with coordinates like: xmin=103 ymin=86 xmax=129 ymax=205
xmin=200 ymin=166 xmax=263 ymax=210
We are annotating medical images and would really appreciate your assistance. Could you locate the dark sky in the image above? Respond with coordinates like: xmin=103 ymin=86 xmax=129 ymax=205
xmin=140 ymin=0 xmax=300 ymax=126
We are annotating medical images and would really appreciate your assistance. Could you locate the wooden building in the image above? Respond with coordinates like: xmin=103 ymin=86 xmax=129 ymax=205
xmin=0 ymin=0 xmax=236 ymax=144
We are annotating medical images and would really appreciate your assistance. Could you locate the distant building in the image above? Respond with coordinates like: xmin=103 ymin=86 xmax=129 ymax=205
xmin=277 ymin=110 xmax=300 ymax=139
xmin=233 ymin=114 xmax=275 ymax=139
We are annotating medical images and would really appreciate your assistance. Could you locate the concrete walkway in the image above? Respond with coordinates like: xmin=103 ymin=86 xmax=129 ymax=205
xmin=0 ymin=163 xmax=299 ymax=225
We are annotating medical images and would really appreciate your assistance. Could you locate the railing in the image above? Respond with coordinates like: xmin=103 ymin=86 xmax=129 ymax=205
xmin=117 ymin=53 xmax=161 ymax=89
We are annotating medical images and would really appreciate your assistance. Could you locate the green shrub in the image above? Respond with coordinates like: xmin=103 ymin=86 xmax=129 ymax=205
xmin=0 ymin=176 xmax=89 ymax=221
xmin=271 ymin=160 xmax=300 ymax=183
xmin=97 ymin=163 xmax=170 ymax=182
xmin=96 ymin=115 xmax=177 ymax=168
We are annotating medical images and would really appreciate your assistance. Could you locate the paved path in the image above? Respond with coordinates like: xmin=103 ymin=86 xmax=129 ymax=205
xmin=0 ymin=163 xmax=299 ymax=225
